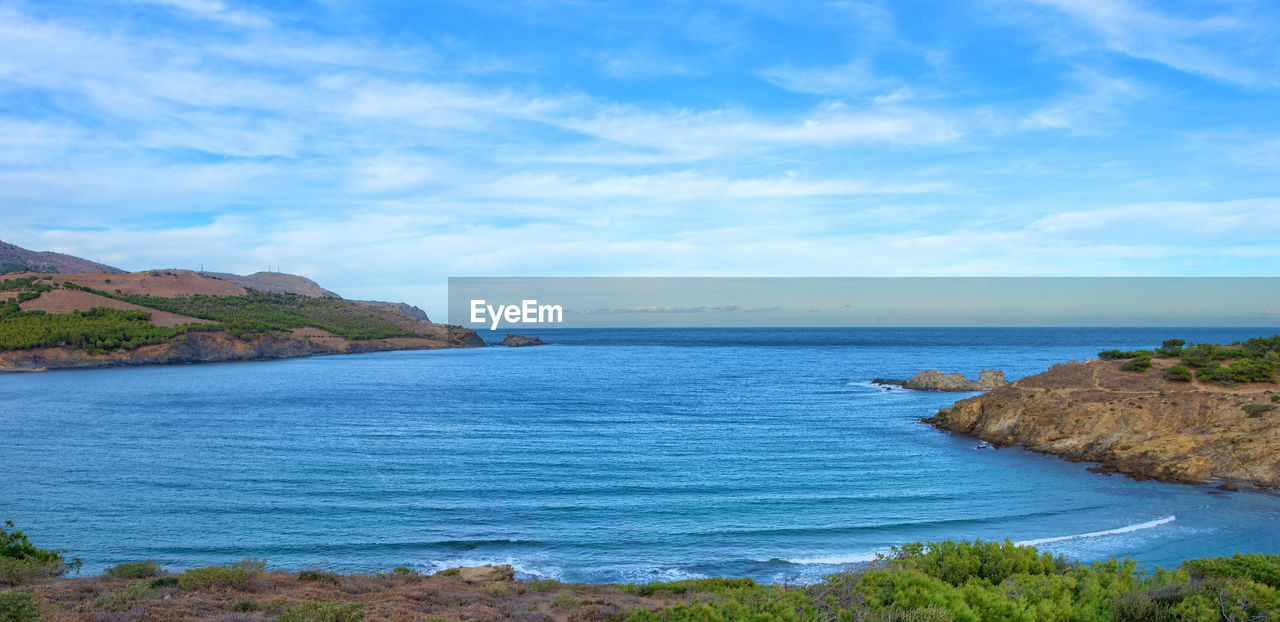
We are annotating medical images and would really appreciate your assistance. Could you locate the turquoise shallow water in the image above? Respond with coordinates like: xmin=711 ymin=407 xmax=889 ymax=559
xmin=2 ymin=327 xmax=1278 ymax=583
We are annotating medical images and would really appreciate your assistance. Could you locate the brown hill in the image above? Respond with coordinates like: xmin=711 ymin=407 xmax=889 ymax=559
xmin=203 ymin=271 xmax=340 ymax=297
xmin=52 ymin=270 xmax=248 ymax=297
xmin=925 ymin=357 xmax=1280 ymax=490
xmin=0 ymin=240 xmax=124 ymax=274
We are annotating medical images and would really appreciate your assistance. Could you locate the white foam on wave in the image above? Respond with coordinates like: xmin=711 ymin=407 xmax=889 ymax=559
xmin=1016 ymin=515 xmax=1176 ymax=547
xmin=770 ymin=551 xmax=884 ymax=566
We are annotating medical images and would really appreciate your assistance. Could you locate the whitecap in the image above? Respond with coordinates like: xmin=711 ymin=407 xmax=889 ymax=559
xmin=1016 ymin=516 xmax=1176 ymax=547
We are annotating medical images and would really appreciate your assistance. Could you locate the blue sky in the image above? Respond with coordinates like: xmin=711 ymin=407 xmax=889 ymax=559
xmin=1 ymin=0 xmax=1278 ymax=317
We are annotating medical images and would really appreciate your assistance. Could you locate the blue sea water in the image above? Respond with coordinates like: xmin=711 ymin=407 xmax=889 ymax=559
xmin=2 ymin=327 xmax=1279 ymax=584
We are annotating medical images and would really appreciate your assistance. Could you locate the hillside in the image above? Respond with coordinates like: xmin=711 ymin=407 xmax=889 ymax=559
xmin=926 ymin=337 xmax=1280 ymax=490
xmin=0 ymin=240 xmax=124 ymax=274
xmin=0 ymin=262 xmax=481 ymax=370
xmin=202 ymin=270 xmax=340 ymax=297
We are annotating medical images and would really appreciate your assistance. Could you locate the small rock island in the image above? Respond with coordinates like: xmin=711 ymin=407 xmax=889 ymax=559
xmin=874 ymin=369 xmax=1007 ymax=391
xmin=500 ymin=334 xmax=546 ymax=347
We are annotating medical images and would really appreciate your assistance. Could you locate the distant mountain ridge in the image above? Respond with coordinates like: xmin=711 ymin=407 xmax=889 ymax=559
xmin=0 ymin=240 xmax=125 ymax=274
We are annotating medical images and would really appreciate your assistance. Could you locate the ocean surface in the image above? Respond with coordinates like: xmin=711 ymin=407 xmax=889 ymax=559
xmin=3 ymin=327 xmax=1279 ymax=584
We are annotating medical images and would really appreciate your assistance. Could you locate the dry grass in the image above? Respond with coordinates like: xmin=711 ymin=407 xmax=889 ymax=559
xmin=21 ymin=568 xmax=698 ymax=622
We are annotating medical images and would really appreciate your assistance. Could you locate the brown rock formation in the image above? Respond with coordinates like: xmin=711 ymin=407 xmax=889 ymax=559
xmin=501 ymin=334 xmax=546 ymax=347
xmin=877 ymin=369 xmax=1007 ymax=391
xmin=925 ymin=358 xmax=1280 ymax=489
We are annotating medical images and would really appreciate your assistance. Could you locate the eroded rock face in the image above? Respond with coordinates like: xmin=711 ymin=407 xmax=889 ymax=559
xmin=900 ymin=369 xmax=1007 ymax=391
xmin=925 ymin=359 xmax=1280 ymax=490
xmin=501 ymin=334 xmax=546 ymax=347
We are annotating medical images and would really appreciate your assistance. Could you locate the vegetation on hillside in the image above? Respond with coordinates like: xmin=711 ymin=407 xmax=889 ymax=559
xmin=0 ymin=304 xmax=216 ymax=353
xmin=65 ymin=285 xmax=421 ymax=340
xmin=1100 ymin=335 xmax=1279 ymax=383
xmin=622 ymin=541 xmax=1280 ymax=621
xmin=0 ymin=278 xmax=442 ymax=353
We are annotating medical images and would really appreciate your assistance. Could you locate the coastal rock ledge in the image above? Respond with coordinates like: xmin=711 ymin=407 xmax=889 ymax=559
xmin=875 ymin=369 xmax=1007 ymax=391
xmin=924 ymin=358 xmax=1280 ymax=490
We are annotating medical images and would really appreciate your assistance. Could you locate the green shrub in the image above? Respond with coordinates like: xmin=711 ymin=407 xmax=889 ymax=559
xmin=527 ymin=578 xmax=561 ymax=592
xmin=1163 ymin=365 xmax=1193 ymax=382
xmin=391 ymin=566 xmax=416 ymax=577
xmin=105 ymin=560 xmax=160 ymax=579
xmin=0 ymin=522 xmax=78 ymax=586
xmin=298 ymin=570 xmax=340 ymax=584
xmin=1120 ymin=356 xmax=1152 ymax=371
xmin=1184 ymin=553 xmax=1280 ymax=588
xmin=177 ymin=558 xmax=266 ymax=590
xmin=232 ymin=600 xmax=261 ymax=612
xmin=1157 ymin=339 xmax=1185 ymax=357
xmin=0 ymin=590 xmax=41 ymax=622
xmin=148 ymin=576 xmax=178 ymax=588
xmin=276 ymin=600 xmax=364 ymax=622
xmin=98 ymin=580 xmax=159 ymax=605
xmin=1244 ymin=404 xmax=1277 ymax=418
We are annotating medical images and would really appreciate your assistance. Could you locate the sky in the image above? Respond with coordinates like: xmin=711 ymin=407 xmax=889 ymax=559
xmin=1 ymin=0 xmax=1278 ymax=318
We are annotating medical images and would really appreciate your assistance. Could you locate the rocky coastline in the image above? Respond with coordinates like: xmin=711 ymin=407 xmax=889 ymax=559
xmin=925 ymin=357 xmax=1280 ymax=490
xmin=0 ymin=328 xmax=483 ymax=371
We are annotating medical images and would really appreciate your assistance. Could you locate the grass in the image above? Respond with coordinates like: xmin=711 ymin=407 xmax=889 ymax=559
xmin=104 ymin=559 xmax=160 ymax=579
xmin=277 ymin=600 xmax=364 ymax=622
xmin=176 ymin=558 xmax=265 ymax=590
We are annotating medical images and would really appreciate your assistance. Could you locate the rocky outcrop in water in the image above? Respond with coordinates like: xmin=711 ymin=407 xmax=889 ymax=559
xmin=925 ymin=358 xmax=1280 ymax=490
xmin=501 ymin=334 xmax=546 ymax=347
xmin=874 ymin=369 xmax=1006 ymax=391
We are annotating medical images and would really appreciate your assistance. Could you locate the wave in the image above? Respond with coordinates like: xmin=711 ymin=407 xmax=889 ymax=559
xmin=773 ymin=551 xmax=884 ymax=566
xmin=1015 ymin=516 xmax=1176 ymax=547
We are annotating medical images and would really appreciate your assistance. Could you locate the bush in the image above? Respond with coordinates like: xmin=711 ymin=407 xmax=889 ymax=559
xmin=1244 ymin=404 xmax=1277 ymax=418
xmin=298 ymin=570 xmax=340 ymax=584
xmin=1120 ymin=356 xmax=1152 ymax=371
xmin=0 ymin=522 xmax=78 ymax=586
xmin=148 ymin=576 xmax=178 ymax=589
xmin=105 ymin=560 xmax=160 ymax=579
xmin=277 ymin=600 xmax=364 ymax=622
xmin=98 ymin=580 xmax=160 ymax=605
xmin=177 ymin=558 xmax=266 ymax=590
xmin=1157 ymin=339 xmax=1185 ymax=357
xmin=1163 ymin=365 xmax=1193 ymax=382
xmin=232 ymin=600 xmax=261 ymax=612
xmin=527 ymin=578 xmax=561 ymax=592
xmin=0 ymin=590 xmax=40 ymax=622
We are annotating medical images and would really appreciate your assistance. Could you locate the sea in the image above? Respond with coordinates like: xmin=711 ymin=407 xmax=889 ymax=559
xmin=2 ymin=327 xmax=1278 ymax=584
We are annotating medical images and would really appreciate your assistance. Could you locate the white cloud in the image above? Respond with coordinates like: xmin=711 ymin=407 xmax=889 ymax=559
xmin=1008 ymin=0 xmax=1279 ymax=88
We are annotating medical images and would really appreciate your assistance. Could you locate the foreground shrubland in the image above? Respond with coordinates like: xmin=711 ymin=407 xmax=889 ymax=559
xmin=3 ymin=534 xmax=1279 ymax=621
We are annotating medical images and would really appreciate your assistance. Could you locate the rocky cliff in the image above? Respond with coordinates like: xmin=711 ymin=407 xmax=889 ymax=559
xmin=925 ymin=358 xmax=1280 ymax=490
